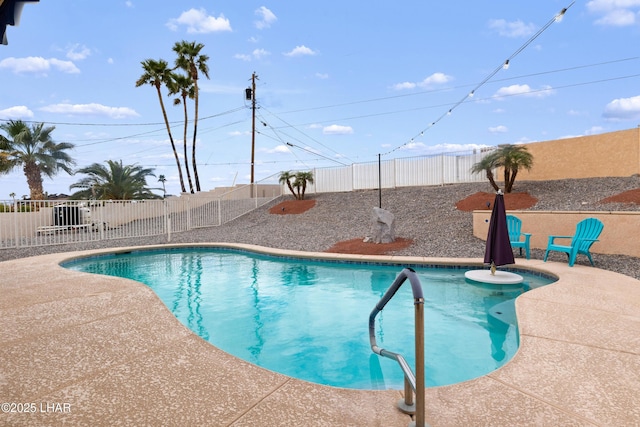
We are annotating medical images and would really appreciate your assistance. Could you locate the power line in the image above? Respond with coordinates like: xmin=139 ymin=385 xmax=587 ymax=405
xmin=275 ymin=56 xmax=640 ymax=116
xmin=383 ymin=1 xmax=576 ymax=156
xmin=6 ymin=106 xmax=246 ymax=128
xmin=258 ymin=105 xmax=356 ymax=164
xmin=269 ymin=72 xmax=640 ymax=130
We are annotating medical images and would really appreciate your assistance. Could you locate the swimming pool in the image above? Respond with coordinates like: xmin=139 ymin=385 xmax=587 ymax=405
xmin=63 ymin=247 xmax=555 ymax=390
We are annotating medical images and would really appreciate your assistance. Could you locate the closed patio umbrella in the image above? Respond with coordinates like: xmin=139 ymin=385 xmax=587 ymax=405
xmin=484 ymin=189 xmax=514 ymax=274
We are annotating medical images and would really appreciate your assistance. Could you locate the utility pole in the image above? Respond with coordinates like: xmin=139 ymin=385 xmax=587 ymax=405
xmin=247 ymin=72 xmax=258 ymax=184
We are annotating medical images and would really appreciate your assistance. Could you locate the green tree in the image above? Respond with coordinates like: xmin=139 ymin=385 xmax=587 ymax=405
xmin=0 ymin=120 xmax=75 ymax=200
xmin=158 ymin=174 xmax=167 ymax=198
xmin=173 ymin=40 xmax=210 ymax=192
xmin=167 ymin=72 xmax=196 ymax=193
xmin=70 ymin=160 xmax=160 ymax=200
xmin=497 ymin=144 xmax=534 ymax=193
xmin=279 ymin=171 xmax=297 ymax=199
xmin=294 ymin=171 xmax=314 ymax=200
xmin=470 ymin=153 xmax=500 ymax=192
xmin=471 ymin=145 xmax=533 ymax=193
xmin=279 ymin=170 xmax=314 ymax=200
xmin=135 ymin=58 xmax=187 ymax=194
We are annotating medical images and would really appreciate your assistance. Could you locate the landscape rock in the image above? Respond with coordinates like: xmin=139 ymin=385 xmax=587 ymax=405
xmin=371 ymin=207 xmax=395 ymax=244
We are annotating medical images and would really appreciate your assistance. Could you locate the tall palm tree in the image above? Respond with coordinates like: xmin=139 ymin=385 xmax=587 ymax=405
xmin=0 ymin=120 xmax=75 ymax=200
xmin=158 ymin=174 xmax=167 ymax=198
xmin=470 ymin=152 xmax=500 ymax=192
xmin=69 ymin=160 xmax=160 ymax=200
xmin=167 ymin=72 xmax=196 ymax=193
xmin=135 ymin=58 xmax=187 ymax=193
xmin=173 ymin=40 xmax=210 ymax=192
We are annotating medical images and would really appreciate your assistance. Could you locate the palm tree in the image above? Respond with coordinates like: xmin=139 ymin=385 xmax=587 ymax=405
xmin=167 ymin=72 xmax=196 ymax=193
xmin=135 ymin=58 xmax=187 ymax=194
xmin=471 ymin=145 xmax=534 ymax=193
xmin=0 ymin=120 xmax=75 ymax=200
xmin=70 ymin=160 xmax=160 ymax=200
xmin=158 ymin=174 xmax=167 ymax=198
xmin=294 ymin=171 xmax=314 ymax=200
xmin=173 ymin=40 xmax=210 ymax=192
xmin=0 ymin=150 xmax=11 ymax=174
xmin=279 ymin=171 xmax=297 ymax=199
xmin=470 ymin=152 xmax=500 ymax=192
xmin=497 ymin=144 xmax=534 ymax=193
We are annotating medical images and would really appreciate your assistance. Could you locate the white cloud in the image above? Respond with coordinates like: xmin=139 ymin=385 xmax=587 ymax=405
xmin=125 ymin=1 xmax=133 ymax=8
xmin=228 ymin=130 xmax=250 ymax=136
xmin=418 ymin=72 xmax=453 ymax=88
xmin=315 ymin=72 xmax=329 ymax=79
xmin=603 ymin=94 xmax=640 ymax=121
xmin=265 ymin=144 xmax=290 ymax=154
xmin=252 ymin=48 xmax=270 ymax=59
xmin=392 ymin=72 xmax=452 ymax=90
xmin=488 ymin=19 xmax=537 ymax=37
xmin=392 ymin=81 xmax=417 ymax=90
xmin=493 ymin=84 xmax=555 ymax=99
xmin=255 ymin=6 xmax=277 ymax=29
xmin=596 ymin=8 xmax=637 ymax=25
xmin=488 ymin=125 xmax=508 ymax=133
xmin=39 ymin=103 xmax=140 ymax=119
xmin=234 ymin=49 xmax=270 ymax=62
xmin=587 ymin=0 xmax=640 ymax=26
xmin=234 ymin=54 xmax=251 ymax=62
xmin=323 ymin=124 xmax=353 ymax=135
xmin=284 ymin=45 xmax=317 ymax=57
xmin=0 ymin=56 xmax=80 ymax=74
xmin=167 ymin=9 xmax=232 ymax=33
xmin=399 ymin=142 xmax=490 ymax=155
xmin=66 ymin=44 xmax=91 ymax=61
xmin=585 ymin=126 xmax=605 ymax=135
xmin=0 ymin=106 xmax=34 ymax=120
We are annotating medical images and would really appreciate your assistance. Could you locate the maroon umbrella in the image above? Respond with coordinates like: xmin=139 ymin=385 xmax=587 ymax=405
xmin=484 ymin=190 xmax=514 ymax=273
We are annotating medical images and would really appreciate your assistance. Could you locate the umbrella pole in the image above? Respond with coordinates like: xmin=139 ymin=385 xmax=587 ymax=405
xmin=490 ymin=262 xmax=496 ymax=275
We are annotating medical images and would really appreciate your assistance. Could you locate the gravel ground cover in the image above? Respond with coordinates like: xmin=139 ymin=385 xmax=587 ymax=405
xmin=1 ymin=177 xmax=639 ymax=280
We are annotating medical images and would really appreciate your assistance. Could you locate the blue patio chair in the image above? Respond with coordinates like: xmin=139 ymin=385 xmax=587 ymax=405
xmin=506 ymin=215 xmax=531 ymax=259
xmin=543 ymin=218 xmax=604 ymax=267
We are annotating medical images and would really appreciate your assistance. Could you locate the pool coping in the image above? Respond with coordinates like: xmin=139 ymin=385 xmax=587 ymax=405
xmin=1 ymin=243 xmax=639 ymax=426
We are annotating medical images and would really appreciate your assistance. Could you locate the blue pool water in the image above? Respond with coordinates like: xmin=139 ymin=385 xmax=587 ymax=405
xmin=63 ymin=247 xmax=555 ymax=390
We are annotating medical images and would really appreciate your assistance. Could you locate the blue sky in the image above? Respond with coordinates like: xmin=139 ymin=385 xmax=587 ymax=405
xmin=1 ymin=0 xmax=640 ymax=198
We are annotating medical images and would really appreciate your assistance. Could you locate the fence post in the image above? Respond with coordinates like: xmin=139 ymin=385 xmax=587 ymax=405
xmin=254 ymin=184 xmax=258 ymax=209
xmin=164 ymin=199 xmax=170 ymax=242
xmin=13 ymin=199 xmax=19 ymax=248
xmin=187 ymin=196 xmax=192 ymax=231
xmin=393 ymin=158 xmax=397 ymax=189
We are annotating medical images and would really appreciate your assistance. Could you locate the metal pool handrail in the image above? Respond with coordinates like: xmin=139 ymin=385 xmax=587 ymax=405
xmin=369 ymin=267 xmax=426 ymax=427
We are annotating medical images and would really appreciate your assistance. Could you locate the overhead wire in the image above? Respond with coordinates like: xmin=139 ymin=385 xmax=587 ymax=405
xmin=274 ymin=56 xmax=640 ymax=116
xmin=258 ymin=105 xmax=356 ymax=164
xmin=382 ymin=1 xmax=576 ymax=156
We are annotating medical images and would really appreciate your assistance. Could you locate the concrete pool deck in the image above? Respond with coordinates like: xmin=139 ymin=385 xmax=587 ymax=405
xmin=1 ymin=243 xmax=639 ymax=426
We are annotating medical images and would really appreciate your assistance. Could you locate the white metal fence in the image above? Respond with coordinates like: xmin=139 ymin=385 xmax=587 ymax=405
xmin=306 ymin=149 xmax=491 ymax=194
xmin=0 ymin=176 xmax=283 ymax=249
xmin=0 ymin=149 xmax=491 ymax=249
